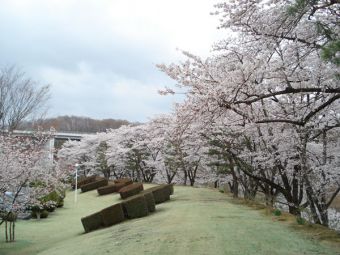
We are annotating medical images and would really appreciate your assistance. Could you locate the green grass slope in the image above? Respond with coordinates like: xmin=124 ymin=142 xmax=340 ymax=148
xmin=0 ymin=185 xmax=339 ymax=255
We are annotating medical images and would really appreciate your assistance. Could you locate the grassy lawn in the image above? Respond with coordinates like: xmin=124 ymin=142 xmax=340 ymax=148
xmin=0 ymin=185 xmax=339 ymax=255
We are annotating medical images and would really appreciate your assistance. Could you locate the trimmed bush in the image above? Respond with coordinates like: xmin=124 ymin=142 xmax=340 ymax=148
xmin=81 ymin=211 xmax=103 ymax=233
xmin=97 ymin=184 xmax=115 ymax=196
xmin=81 ymin=178 xmax=108 ymax=193
xmin=72 ymin=175 xmax=97 ymax=189
xmin=161 ymin=184 xmax=174 ymax=196
xmin=100 ymin=203 xmax=125 ymax=227
xmin=97 ymin=183 xmax=127 ymax=196
xmin=119 ymin=183 xmax=144 ymax=199
xmin=57 ymin=200 xmax=64 ymax=208
xmin=145 ymin=185 xmax=171 ymax=204
xmin=31 ymin=210 xmax=49 ymax=219
xmin=152 ymin=187 xmax=169 ymax=204
xmin=143 ymin=192 xmax=156 ymax=213
xmin=114 ymin=178 xmax=133 ymax=185
xmin=122 ymin=194 xmax=149 ymax=219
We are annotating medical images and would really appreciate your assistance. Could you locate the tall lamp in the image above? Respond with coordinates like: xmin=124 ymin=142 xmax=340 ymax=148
xmin=75 ymin=163 xmax=79 ymax=203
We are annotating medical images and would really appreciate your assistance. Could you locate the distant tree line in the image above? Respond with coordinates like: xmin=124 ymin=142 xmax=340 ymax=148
xmin=19 ymin=115 xmax=137 ymax=133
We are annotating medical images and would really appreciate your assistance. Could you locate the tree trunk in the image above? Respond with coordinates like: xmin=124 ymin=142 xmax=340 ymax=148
xmin=189 ymin=177 xmax=195 ymax=186
xmin=12 ymin=221 xmax=15 ymax=242
xmin=306 ymin=192 xmax=321 ymax=224
xmin=232 ymin=180 xmax=239 ymax=198
xmin=319 ymin=206 xmax=329 ymax=226
xmin=231 ymin=167 xmax=239 ymax=198
xmin=9 ymin=221 xmax=12 ymax=241
xmin=183 ymin=170 xmax=187 ymax=185
xmin=5 ymin=220 xmax=8 ymax=242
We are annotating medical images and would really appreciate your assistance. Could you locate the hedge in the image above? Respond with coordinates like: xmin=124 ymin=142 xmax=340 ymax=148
xmin=81 ymin=178 xmax=108 ymax=193
xmin=72 ymin=175 xmax=97 ymax=189
xmin=81 ymin=211 xmax=103 ymax=233
xmin=143 ymin=192 xmax=156 ymax=213
xmin=100 ymin=203 xmax=125 ymax=227
xmin=122 ymin=194 xmax=149 ymax=219
xmin=114 ymin=178 xmax=133 ymax=185
xmin=161 ymin=184 xmax=174 ymax=196
xmin=145 ymin=184 xmax=173 ymax=204
xmin=97 ymin=182 xmax=128 ymax=196
xmin=119 ymin=183 xmax=144 ymax=199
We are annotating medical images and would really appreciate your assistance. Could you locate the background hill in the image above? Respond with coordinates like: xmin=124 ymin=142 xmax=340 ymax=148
xmin=19 ymin=116 xmax=139 ymax=133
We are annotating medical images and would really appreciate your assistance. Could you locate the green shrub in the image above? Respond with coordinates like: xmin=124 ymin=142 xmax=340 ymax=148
xmin=44 ymin=201 xmax=57 ymax=212
xmin=122 ymin=194 xmax=149 ymax=219
xmin=114 ymin=182 xmax=128 ymax=192
xmin=81 ymin=211 xmax=103 ymax=233
xmin=119 ymin=183 xmax=144 ymax=199
xmin=143 ymin=192 xmax=156 ymax=213
xmin=153 ymin=187 xmax=169 ymax=204
xmin=41 ymin=190 xmax=65 ymax=208
xmin=31 ymin=210 xmax=49 ymax=219
xmin=161 ymin=184 xmax=174 ymax=196
xmin=273 ymin=209 xmax=282 ymax=216
xmin=97 ymin=184 xmax=115 ymax=195
xmin=114 ymin=178 xmax=133 ymax=185
xmin=296 ymin=216 xmax=306 ymax=225
xmin=81 ymin=178 xmax=108 ymax=193
xmin=41 ymin=210 xmax=49 ymax=218
xmin=97 ymin=183 xmax=127 ymax=196
xmin=100 ymin=203 xmax=125 ymax=227
xmin=146 ymin=185 xmax=171 ymax=204
xmin=45 ymin=207 xmax=55 ymax=213
xmin=57 ymin=200 xmax=64 ymax=208
xmin=73 ymin=175 xmax=97 ymax=189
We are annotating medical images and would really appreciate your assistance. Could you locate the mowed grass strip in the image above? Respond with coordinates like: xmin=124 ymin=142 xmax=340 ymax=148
xmin=1 ymin=185 xmax=339 ymax=255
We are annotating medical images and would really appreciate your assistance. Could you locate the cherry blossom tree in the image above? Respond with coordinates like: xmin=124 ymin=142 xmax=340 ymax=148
xmin=105 ymin=123 xmax=164 ymax=183
xmin=57 ymin=134 xmax=99 ymax=178
xmin=0 ymin=132 xmax=67 ymax=242
xmin=158 ymin=0 xmax=339 ymax=226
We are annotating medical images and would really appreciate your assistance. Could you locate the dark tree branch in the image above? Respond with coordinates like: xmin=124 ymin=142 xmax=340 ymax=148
xmin=256 ymin=94 xmax=340 ymax=126
xmin=232 ymin=87 xmax=340 ymax=105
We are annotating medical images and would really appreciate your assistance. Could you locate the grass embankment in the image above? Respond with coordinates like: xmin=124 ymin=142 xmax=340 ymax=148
xmin=1 ymin=185 xmax=339 ymax=255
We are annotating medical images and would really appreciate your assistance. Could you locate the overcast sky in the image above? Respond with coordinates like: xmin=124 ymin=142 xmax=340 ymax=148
xmin=0 ymin=0 xmax=225 ymax=122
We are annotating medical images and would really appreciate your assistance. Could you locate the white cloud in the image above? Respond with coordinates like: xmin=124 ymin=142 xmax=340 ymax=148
xmin=38 ymin=63 xmax=180 ymax=121
xmin=0 ymin=0 xmax=225 ymax=121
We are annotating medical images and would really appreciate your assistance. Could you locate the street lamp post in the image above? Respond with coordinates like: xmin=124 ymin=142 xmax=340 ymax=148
xmin=75 ymin=163 xmax=79 ymax=203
